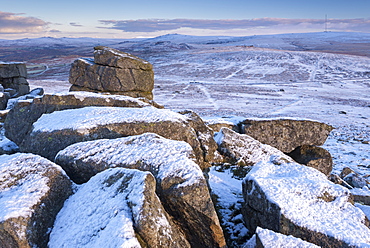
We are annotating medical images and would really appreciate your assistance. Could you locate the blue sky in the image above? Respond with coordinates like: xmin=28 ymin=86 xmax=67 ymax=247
xmin=1 ymin=0 xmax=370 ymax=39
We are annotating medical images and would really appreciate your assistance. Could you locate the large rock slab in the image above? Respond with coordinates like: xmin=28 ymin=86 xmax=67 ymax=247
xmin=4 ymin=91 xmax=156 ymax=145
xmin=69 ymin=47 xmax=154 ymax=99
xmin=19 ymin=106 xmax=217 ymax=168
xmin=238 ymin=118 xmax=334 ymax=153
xmin=0 ymin=153 xmax=72 ymax=248
xmin=215 ymin=127 xmax=294 ymax=166
xmin=242 ymin=155 xmax=370 ymax=248
xmin=55 ymin=133 xmax=226 ymax=248
xmin=49 ymin=167 xmax=190 ymax=248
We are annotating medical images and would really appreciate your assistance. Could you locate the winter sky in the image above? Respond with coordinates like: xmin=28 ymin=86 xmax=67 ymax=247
xmin=1 ymin=0 xmax=370 ymax=39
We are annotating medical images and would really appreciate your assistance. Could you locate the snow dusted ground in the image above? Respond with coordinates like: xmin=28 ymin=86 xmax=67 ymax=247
xmin=1 ymin=32 xmax=369 ymax=247
xmin=148 ymin=33 xmax=370 ymax=246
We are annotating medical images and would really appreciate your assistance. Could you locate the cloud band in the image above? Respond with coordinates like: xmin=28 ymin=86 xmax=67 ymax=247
xmin=0 ymin=11 xmax=48 ymax=34
xmin=99 ymin=18 xmax=370 ymax=33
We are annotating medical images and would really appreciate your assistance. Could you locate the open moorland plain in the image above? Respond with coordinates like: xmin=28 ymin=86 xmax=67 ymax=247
xmin=1 ymin=32 xmax=370 ymax=246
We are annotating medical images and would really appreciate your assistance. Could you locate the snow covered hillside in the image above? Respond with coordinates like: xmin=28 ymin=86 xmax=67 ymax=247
xmin=0 ymin=31 xmax=369 ymax=247
xmin=9 ymin=30 xmax=370 ymax=199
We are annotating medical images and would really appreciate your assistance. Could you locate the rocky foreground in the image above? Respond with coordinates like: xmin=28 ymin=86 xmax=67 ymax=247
xmin=0 ymin=47 xmax=369 ymax=248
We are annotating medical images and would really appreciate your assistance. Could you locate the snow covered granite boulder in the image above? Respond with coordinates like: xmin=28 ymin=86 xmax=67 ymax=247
xmin=49 ymin=167 xmax=190 ymax=248
xmin=242 ymin=155 xmax=370 ymax=248
xmin=54 ymin=133 xmax=226 ymax=248
xmin=0 ymin=153 xmax=72 ymax=248
xmin=237 ymin=118 xmax=334 ymax=153
xmin=19 ymin=106 xmax=218 ymax=168
xmin=244 ymin=227 xmax=320 ymax=248
xmin=4 ymin=91 xmax=159 ymax=145
xmin=69 ymin=46 xmax=154 ymax=99
xmin=215 ymin=127 xmax=294 ymax=166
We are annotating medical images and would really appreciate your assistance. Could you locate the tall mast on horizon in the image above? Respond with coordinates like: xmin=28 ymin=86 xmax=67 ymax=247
xmin=325 ymin=14 xmax=328 ymax=32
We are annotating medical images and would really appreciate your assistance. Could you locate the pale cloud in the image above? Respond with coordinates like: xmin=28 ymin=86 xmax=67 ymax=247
xmin=0 ymin=11 xmax=48 ymax=34
xmin=99 ymin=18 xmax=370 ymax=34
xmin=70 ymin=22 xmax=83 ymax=27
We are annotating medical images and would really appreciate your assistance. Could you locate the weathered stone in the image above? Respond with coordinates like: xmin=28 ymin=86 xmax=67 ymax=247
xmin=4 ymin=92 xmax=156 ymax=145
xmin=215 ymin=127 xmax=293 ymax=166
xmin=242 ymin=155 xmax=370 ymax=248
xmin=238 ymin=118 xmax=334 ymax=153
xmin=55 ymin=133 xmax=226 ymax=248
xmin=0 ymin=63 xmax=27 ymax=78
xmin=49 ymin=167 xmax=190 ymax=248
xmin=69 ymin=58 xmax=154 ymax=92
xmin=69 ymin=47 xmax=154 ymax=99
xmin=0 ymin=63 xmax=29 ymax=97
xmin=244 ymin=227 xmax=320 ymax=248
xmin=179 ymin=110 xmax=222 ymax=163
xmin=94 ymin=46 xmax=153 ymax=70
xmin=0 ymin=153 xmax=72 ymax=248
xmin=340 ymin=167 xmax=356 ymax=178
xmin=288 ymin=145 xmax=333 ymax=175
xmin=19 ymin=106 xmax=210 ymax=169
xmin=4 ymin=88 xmax=16 ymax=97
xmin=5 ymin=87 xmax=44 ymax=110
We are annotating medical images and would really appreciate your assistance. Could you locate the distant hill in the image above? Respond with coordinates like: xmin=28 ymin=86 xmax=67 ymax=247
xmin=1 ymin=32 xmax=370 ymax=64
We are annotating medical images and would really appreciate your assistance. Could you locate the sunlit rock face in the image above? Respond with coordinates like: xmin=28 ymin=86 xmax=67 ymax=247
xmin=238 ymin=118 xmax=334 ymax=153
xmin=69 ymin=46 xmax=154 ymax=99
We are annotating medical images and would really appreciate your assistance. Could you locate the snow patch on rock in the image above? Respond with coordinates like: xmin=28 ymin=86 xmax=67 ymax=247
xmin=245 ymin=156 xmax=370 ymax=247
xmin=49 ymin=168 xmax=153 ymax=248
xmin=32 ymin=106 xmax=188 ymax=134
xmin=56 ymin=133 xmax=202 ymax=187
xmin=0 ymin=154 xmax=52 ymax=221
xmin=247 ymin=227 xmax=320 ymax=248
